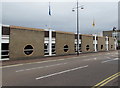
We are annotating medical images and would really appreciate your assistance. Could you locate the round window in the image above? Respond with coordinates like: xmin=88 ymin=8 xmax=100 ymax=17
xmin=101 ymin=45 xmax=103 ymax=49
xmin=24 ymin=45 xmax=33 ymax=55
xmin=64 ymin=45 xmax=69 ymax=52
xmin=111 ymin=45 xmax=113 ymax=48
xmin=86 ymin=45 xmax=90 ymax=51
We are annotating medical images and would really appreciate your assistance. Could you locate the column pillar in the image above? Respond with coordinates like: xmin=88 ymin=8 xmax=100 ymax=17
xmin=114 ymin=38 xmax=117 ymax=50
xmin=48 ymin=29 xmax=52 ymax=56
xmin=94 ymin=34 xmax=97 ymax=52
xmin=106 ymin=36 xmax=109 ymax=51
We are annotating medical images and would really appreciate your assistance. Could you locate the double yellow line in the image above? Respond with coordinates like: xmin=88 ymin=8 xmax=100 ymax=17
xmin=92 ymin=72 xmax=120 ymax=88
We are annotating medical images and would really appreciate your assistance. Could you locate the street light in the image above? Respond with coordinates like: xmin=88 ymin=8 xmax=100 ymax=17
xmin=113 ymin=27 xmax=117 ymax=38
xmin=72 ymin=0 xmax=84 ymax=56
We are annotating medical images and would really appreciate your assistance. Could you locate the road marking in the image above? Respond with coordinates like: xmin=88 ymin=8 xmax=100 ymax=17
xmin=36 ymin=65 xmax=88 ymax=80
xmin=0 ymin=64 xmax=24 ymax=68
xmin=82 ymin=56 xmax=88 ymax=57
xmin=25 ymin=59 xmax=65 ymax=64
xmin=83 ymin=58 xmax=97 ymax=61
xmin=106 ymin=57 xmax=111 ymax=59
xmin=71 ymin=57 xmax=78 ymax=59
xmin=92 ymin=72 xmax=120 ymax=88
xmin=0 ymin=59 xmax=66 ymax=68
xmin=0 ymin=55 xmax=90 ymax=69
xmin=107 ymin=53 xmax=111 ymax=55
xmin=110 ymin=55 xmax=115 ymax=56
xmin=98 ymin=54 xmax=102 ymax=55
xmin=1 ymin=51 xmax=115 ymax=68
xmin=94 ymin=58 xmax=97 ymax=60
xmin=115 ymin=53 xmax=118 ymax=55
xmin=98 ymin=74 xmax=119 ymax=87
xmin=83 ymin=59 xmax=91 ymax=61
xmin=16 ymin=63 xmax=68 ymax=72
xmin=101 ymin=58 xmax=119 ymax=63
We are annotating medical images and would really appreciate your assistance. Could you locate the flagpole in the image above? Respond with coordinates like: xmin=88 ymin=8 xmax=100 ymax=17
xmin=48 ymin=2 xmax=51 ymax=29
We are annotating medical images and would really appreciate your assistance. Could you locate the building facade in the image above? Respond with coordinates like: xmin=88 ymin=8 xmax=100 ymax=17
xmin=56 ymin=31 xmax=75 ymax=55
xmin=81 ymin=35 xmax=94 ymax=53
xmin=103 ymin=30 xmax=119 ymax=49
xmin=0 ymin=25 xmax=117 ymax=60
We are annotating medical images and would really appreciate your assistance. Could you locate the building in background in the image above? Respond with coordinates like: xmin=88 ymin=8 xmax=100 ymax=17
xmin=103 ymin=30 xmax=119 ymax=49
xmin=103 ymin=30 xmax=119 ymax=39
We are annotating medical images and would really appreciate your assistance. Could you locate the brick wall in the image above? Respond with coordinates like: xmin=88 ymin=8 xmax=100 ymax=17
xmin=97 ymin=37 xmax=106 ymax=51
xmin=108 ymin=37 xmax=115 ymax=50
xmin=81 ymin=35 xmax=94 ymax=53
xmin=56 ymin=32 xmax=75 ymax=55
xmin=9 ymin=26 xmax=44 ymax=60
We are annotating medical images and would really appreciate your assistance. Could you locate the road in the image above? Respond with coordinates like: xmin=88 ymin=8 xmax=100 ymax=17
xmin=1 ymin=51 xmax=119 ymax=87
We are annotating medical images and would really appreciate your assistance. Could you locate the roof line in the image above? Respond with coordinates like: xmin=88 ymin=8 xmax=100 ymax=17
xmin=10 ymin=25 xmax=45 ymax=31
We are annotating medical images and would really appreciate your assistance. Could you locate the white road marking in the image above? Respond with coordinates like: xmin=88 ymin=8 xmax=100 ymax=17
xmin=1 ymin=52 xmax=117 ymax=68
xmin=0 ymin=56 xmax=81 ymax=69
xmin=26 ymin=59 xmax=65 ymax=64
xmin=94 ymin=58 xmax=97 ymax=60
xmin=106 ymin=57 xmax=111 ymax=59
xmin=107 ymin=53 xmax=111 ymax=55
xmin=0 ymin=64 xmax=24 ymax=68
xmin=98 ymin=54 xmax=102 ymax=55
xmin=71 ymin=57 xmax=78 ymax=59
xmin=16 ymin=62 xmax=68 ymax=72
xmin=82 ymin=56 xmax=88 ymax=57
xmin=1 ymin=59 xmax=66 ymax=68
xmin=101 ymin=58 xmax=119 ymax=63
xmin=36 ymin=65 xmax=88 ymax=80
xmin=83 ymin=58 xmax=97 ymax=61
xmin=110 ymin=55 xmax=116 ymax=56
xmin=83 ymin=59 xmax=91 ymax=61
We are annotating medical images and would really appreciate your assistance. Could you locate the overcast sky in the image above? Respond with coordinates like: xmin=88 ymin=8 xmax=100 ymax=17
xmin=2 ymin=1 xmax=118 ymax=34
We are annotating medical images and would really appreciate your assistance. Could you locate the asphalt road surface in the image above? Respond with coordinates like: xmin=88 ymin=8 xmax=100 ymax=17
xmin=1 ymin=51 xmax=119 ymax=87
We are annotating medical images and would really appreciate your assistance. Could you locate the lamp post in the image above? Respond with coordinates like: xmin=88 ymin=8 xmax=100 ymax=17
xmin=113 ymin=27 xmax=117 ymax=50
xmin=72 ymin=0 xmax=84 ymax=56
xmin=113 ymin=27 xmax=117 ymax=38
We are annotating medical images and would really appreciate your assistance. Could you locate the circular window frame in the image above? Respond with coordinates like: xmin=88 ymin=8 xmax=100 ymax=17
xmin=111 ymin=45 xmax=113 ymax=49
xmin=63 ymin=45 xmax=69 ymax=53
xmin=23 ymin=44 xmax=34 ymax=56
xmin=101 ymin=45 xmax=104 ymax=50
xmin=86 ymin=45 xmax=90 ymax=51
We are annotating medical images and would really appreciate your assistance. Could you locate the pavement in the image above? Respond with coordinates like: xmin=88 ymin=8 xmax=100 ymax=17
xmin=1 ymin=51 xmax=119 ymax=87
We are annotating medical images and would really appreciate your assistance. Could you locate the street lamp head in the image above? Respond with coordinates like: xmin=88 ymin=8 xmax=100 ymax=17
xmin=113 ymin=27 xmax=116 ymax=31
xmin=81 ymin=7 xmax=84 ymax=9
xmin=72 ymin=9 xmax=75 ymax=12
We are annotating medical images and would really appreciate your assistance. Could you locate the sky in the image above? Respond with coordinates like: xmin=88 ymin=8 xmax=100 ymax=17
xmin=118 ymin=1 xmax=120 ymax=30
xmin=1 ymin=0 xmax=119 ymax=34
